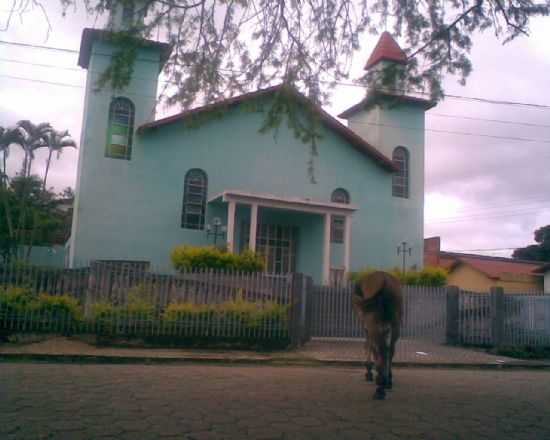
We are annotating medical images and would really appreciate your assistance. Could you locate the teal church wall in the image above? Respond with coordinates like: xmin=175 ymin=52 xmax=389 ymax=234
xmin=69 ymin=34 xmax=428 ymax=282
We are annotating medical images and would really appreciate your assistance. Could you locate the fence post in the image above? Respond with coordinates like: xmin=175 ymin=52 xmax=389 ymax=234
xmin=490 ymin=286 xmax=505 ymax=348
xmin=289 ymin=273 xmax=308 ymax=347
xmin=446 ymin=285 xmax=460 ymax=345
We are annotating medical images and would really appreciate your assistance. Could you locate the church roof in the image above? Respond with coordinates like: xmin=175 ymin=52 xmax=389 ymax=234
xmin=338 ymin=90 xmax=436 ymax=119
xmin=138 ymin=84 xmax=397 ymax=172
xmin=364 ymin=31 xmax=408 ymax=70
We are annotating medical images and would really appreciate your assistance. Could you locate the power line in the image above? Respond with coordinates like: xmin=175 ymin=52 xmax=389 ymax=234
xmin=4 ymin=70 xmax=550 ymax=146
xmin=426 ymin=207 xmax=550 ymax=224
xmin=428 ymin=113 xmax=550 ymax=129
xmin=352 ymin=120 xmax=550 ymax=145
xmin=3 ymin=39 xmax=550 ymax=111
xmin=0 ymin=39 xmax=79 ymax=54
xmin=3 ymin=55 xmax=550 ymax=134
xmin=0 ymin=73 xmax=83 ymax=89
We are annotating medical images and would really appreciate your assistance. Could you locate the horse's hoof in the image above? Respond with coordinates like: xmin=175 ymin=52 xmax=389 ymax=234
xmin=373 ymin=390 xmax=385 ymax=400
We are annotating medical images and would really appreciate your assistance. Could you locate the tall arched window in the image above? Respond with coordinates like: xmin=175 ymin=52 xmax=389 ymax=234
xmin=392 ymin=146 xmax=409 ymax=198
xmin=182 ymin=169 xmax=208 ymax=230
xmin=330 ymin=188 xmax=350 ymax=243
xmin=106 ymin=97 xmax=135 ymax=160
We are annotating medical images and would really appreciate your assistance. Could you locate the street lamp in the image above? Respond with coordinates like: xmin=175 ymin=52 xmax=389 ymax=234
xmin=206 ymin=217 xmax=227 ymax=245
xmin=397 ymin=241 xmax=412 ymax=273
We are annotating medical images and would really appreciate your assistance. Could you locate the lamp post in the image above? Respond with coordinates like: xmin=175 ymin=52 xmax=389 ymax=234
xmin=397 ymin=241 xmax=412 ymax=273
xmin=206 ymin=217 xmax=227 ymax=246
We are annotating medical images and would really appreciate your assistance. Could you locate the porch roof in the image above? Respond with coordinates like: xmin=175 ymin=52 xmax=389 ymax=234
xmin=209 ymin=190 xmax=358 ymax=215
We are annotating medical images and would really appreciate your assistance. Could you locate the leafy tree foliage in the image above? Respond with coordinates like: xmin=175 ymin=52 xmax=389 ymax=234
xmin=35 ymin=0 xmax=550 ymax=105
xmin=513 ymin=225 xmax=550 ymax=262
xmin=0 ymin=176 xmax=70 ymax=263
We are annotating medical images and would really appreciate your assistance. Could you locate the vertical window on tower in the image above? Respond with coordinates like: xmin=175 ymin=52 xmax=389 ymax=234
xmin=182 ymin=169 xmax=208 ymax=230
xmin=392 ymin=146 xmax=409 ymax=198
xmin=330 ymin=188 xmax=350 ymax=243
xmin=106 ymin=97 xmax=135 ymax=160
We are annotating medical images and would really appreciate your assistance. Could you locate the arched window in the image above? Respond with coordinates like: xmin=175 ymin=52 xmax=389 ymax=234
xmin=331 ymin=188 xmax=350 ymax=205
xmin=182 ymin=169 xmax=207 ymax=230
xmin=330 ymin=188 xmax=350 ymax=243
xmin=392 ymin=146 xmax=409 ymax=198
xmin=106 ymin=97 xmax=135 ymax=160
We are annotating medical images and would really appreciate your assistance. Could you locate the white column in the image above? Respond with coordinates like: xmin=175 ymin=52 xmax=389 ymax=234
xmin=344 ymin=215 xmax=352 ymax=274
xmin=249 ymin=203 xmax=258 ymax=252
xmin=322 ymin=213 xmax=331 ymax=285
xmin=227 ymin=200 xmax=236 ymax=253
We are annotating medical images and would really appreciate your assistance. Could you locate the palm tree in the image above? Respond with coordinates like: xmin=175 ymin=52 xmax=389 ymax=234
xmin=16 ymin=120 xmax=52 ymax=177
xmin=41 ymin=129 xmax=77 ymax=190
xmin=0 ymin=125 xmax=24 ymax=241
xmin=0 ymin=126 xmax=24 ymax=184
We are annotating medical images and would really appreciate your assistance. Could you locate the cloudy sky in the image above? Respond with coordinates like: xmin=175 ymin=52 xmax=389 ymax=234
xmin=1 ymin=3 xmax=549 ymax=257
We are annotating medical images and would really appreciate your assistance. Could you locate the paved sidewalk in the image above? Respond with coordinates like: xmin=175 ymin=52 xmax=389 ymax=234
xmin=2 ymin=363 xmax=550 ymax=439
xmin=1 ymin=336 xmax=549 ymax=368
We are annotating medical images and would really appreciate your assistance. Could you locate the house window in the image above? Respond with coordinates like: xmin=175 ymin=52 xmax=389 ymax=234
xmin=181 ymin=169 xmax=207 ymax=230
xmin=331 ymin=188 xmax=350 ymax=243
xmin=392 ymin=146 xmax=409 ymax=198
xmin=106 ymin=97 xmax=135 ymax=160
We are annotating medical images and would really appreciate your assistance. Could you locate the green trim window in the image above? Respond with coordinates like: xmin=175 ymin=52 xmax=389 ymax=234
xmin=330 ymin=188 xmax=350 ymax=244
xmin=106 ymin=97 xmax=135 ymax=160
xmin=392 ymin=146 xmax=409 ymax=198
xmin=182 ymin=169 xmax=208 ymax=230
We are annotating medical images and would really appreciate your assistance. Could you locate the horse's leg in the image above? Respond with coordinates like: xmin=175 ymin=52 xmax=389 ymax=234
xmin=364 ymin=335 xmax=374 ymax=382
xmin=386 ymin=323 xmax=400 ymax=390
xmin=384 ymin=326 xmax=393 ymax=389
xmin=372 ymin=342 xmax=386 ymax=400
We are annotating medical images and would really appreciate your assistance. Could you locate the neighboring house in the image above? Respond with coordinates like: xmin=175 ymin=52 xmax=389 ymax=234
xmin=533 ymin=263 xmax=550 ymax=293
xmin=424 ymin=237 xmax=545 ymax=293
xmin=68 ymin=3 xmax=435 ymax=284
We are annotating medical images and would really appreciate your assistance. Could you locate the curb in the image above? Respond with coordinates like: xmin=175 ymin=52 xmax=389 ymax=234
xmin=1 ymin=353 xmax=550 ymax=370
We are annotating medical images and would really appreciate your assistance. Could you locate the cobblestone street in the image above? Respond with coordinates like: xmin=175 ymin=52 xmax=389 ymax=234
xmin=2 ymin=363 xmax=550 ymax=439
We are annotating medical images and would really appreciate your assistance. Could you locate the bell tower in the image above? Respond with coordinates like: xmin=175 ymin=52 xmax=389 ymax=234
xmin=338 ymin=32 xmax=437 ymax=270
xmin=68 ymin=5 xmax=171 ymax=266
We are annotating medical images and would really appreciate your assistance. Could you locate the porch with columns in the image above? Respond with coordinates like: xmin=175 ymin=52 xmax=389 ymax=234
xmin=209 ymin=190 xmax=357 ymax=285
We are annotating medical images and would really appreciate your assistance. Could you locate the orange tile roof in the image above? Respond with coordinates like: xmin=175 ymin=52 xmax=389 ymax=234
xmin=440 ymin=252 xmax=543 ymax=279
xmin=364 ymin=32 xmax=407 ymax=70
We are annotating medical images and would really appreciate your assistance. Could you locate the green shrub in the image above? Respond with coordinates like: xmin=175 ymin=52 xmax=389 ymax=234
xmin=0 ymin=287 xmax=36 ymax=313
xmin=90 ymin=296 xmax=155 ymax=322
xmin=31 ymin=293 xmax=82 ymax=321
xmin=170 ymin=245 xmax=265 ymax=272
xmin=163 ymin=299 xmax=289 ymax=336
xmin=349 ymin=266 xmax=447 ymax=287
xmin=0 ymin=287 xmax=82 ymax=321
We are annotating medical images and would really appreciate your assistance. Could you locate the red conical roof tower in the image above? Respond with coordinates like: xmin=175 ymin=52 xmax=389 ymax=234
xmin=364 ymin=31 xmax=407 ymax=70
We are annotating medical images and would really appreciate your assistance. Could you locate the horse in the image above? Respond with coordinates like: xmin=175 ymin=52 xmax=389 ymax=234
xmin=352 ymin=271 xmax=403 ymax=400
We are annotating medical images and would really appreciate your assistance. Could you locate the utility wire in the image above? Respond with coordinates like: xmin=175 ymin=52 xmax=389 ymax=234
xmin=3 ymin=56 xmax=550 ymax=132
xmin=2 ymin=39 xmax=550 ymax=111
xmin=351 ymin=120 xmax=550 ymax=144
xmin=426 ymin=207 xmax=550 ymax=224
xmin=4 ymin=71 xmax=550 ymax=146
xmin=425 ymin=200 xmax=550 ymax=222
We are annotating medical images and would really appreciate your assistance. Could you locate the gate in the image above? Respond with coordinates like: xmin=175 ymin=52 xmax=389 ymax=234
xmin=309 ymin=283 xmax=447 ymax=341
